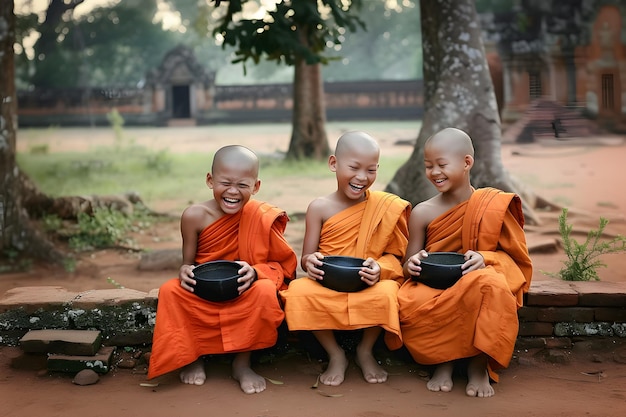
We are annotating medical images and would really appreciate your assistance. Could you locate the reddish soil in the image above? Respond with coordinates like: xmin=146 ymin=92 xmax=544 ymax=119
xmin=2 ymin=125 xmax=626 ymax=416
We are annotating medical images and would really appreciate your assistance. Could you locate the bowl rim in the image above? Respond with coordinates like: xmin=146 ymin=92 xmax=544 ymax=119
xmin=420 ymin=252 xmax=465 ymax=267
xmin=321 ymin=255 xmax=366 ymax=269
xmin=193 ymin=260 xmax=242 ymax=281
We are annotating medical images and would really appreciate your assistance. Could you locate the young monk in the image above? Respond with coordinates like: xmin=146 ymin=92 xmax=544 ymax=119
xmin=385 ymin=128 xmax=532 ymax=397
xmin=280 ymin=131 xmax=411 ymax=386
xmin=147 ymin=145 xmax=297 ymax=394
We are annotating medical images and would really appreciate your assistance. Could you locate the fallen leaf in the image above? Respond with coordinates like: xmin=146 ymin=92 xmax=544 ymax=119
xmin=311 ymin=374 xmax=320 ymax=389
xmin=263 ymin=377 xmax=284 ymax=385
xmin=316 ymin=390 xmax=343 ymax=398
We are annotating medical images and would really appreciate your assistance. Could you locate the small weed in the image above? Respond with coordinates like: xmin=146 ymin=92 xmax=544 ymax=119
xmin=41 ymin=214 xmax=63 ymax=232
xmin=107 ymin=108 xmax=125 ymax=148
xmin=28 ymin=144 xmax=49 ymax=154
xmin=106 ymin=277 xmax=125 ymax=289
xmin=145 ymin=149 xmax=173 ymax=174
xmin=548 ymin=208 xmax=626 ymax=281
xmin=69 ymin=207 xmax=133 ymax=251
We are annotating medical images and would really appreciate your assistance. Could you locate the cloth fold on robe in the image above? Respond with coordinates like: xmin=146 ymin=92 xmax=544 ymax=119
xmin=386 ymin=188 xmax=532 ymax=381
xmin=280 ymin=190 xmax=411 ymax=338
xmin=148 ymin=200 xmax=297 ymax=380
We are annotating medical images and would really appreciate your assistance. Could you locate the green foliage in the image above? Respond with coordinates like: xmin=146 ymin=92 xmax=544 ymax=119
xmin=69 ymin=208 xmax=134 ymax=251
xmin=0 ymin=248 xmax=33 ymax=273
xmin=552 ymin=208 xmax=626 ymax=281
xmin=107 ymin=108 xmax=125 ymax=147
xmin=213 ymin=0 xmax=366 ymax=69
xmin=106 ymin=277 xmax=125 ymax=289
xmin=28 ymin=144 xmax=49 ymax=155
xmin=145 ymin=149 xmax=173 ymax=174
xmin=41 ymin=214 xmax=63 ymax=233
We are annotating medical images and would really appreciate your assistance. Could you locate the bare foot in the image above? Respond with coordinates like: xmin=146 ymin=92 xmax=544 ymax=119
xmin=466 ymin=355 xmax=494 ymax=398
xmin=232 ymin=353 xmax=266 ymax=394
xmin=320 ymin=349 xmax=349 ymax=386
xmin=355 ymin=347 xmax=387 ymax=383
xmin=179 ymin=358 xmax=206 ymax=386
xmin=426 ymin=362 xmax=454 ymax=392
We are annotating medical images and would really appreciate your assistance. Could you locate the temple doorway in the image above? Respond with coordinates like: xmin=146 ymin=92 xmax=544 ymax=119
xmin=172 ymin=85 xmax=191 ymax=118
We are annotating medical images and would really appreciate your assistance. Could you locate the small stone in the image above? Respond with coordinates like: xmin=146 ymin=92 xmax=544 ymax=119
xmin=72 ymin=369 xmax=99 ymax=386
xmin=117 ymin=358 xmax=137 ymax=369
xmin=591 ymin=354 xmax=603 ymax=363
xmin=613 ymin=347 xmax=626 ymax=364
xmin=518 ymin=356 xmax=534 ymax=366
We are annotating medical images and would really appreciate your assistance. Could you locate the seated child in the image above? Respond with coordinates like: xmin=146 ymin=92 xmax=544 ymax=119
xmin=386 ymin=128 xmax=532 ymax=397
xmin=280 ymin=131 xmax=411 ymax=386
xmin=147 ymin=145 xmax=297 ymax=394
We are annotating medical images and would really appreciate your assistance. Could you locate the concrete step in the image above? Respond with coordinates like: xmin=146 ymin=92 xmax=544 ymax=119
xmin=20 ymin=329 xmax=102 ymax=356
xmin=47 ymin=345 xmax=116 ymax=374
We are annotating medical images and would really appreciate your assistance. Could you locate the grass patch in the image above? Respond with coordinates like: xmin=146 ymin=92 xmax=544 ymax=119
xmin=17 ymin=146 xmax=407 ymax=211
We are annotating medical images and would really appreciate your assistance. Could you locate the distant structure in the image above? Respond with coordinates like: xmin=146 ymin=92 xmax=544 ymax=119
xmin=16 ymin=45 xmax=423 ymax=127
xmin=144 ymin=45 xmax=216 ymax=124
xmin=480 ymin=1 xmax=626 ymax=137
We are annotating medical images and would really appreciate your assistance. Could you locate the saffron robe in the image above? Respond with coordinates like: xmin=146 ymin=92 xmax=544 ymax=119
xmin=386 ymin=188 xmax=532 ymax=380
xmin=148 ymin=200 xmax=297 ymax=380
xmin=280 ymin=191 xmax=411 ymax=338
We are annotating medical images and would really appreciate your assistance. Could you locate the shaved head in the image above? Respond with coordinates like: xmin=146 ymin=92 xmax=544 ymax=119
xmin=212 ymin=145 xmax=259 ymax=177
xmin=334 ymin=131 xmax=380 ymax=159
xmin=425 ymin=128 xmax=474 ymax=158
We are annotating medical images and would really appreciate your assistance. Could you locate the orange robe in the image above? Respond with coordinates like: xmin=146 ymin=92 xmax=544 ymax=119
xmin=280 ymin=191 xmax=411 ymax=338
xmin=148 ymin=200 xmax=297 ymax=379
xmin=386 ymin=188 xmax=532 ymax=380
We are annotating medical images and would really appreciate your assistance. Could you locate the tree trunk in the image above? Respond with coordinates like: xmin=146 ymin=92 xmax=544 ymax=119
xmin=286 ymin=28 xmax=330 ymax=160
xmin=385 ymin=0 xmax=540 ymax=225
xmin=1 ymin=1 xmax=66 ymax=263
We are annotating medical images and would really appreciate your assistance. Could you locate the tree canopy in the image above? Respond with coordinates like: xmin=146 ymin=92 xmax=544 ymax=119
xmin=14 ymin=0 xmax=423 ymax=88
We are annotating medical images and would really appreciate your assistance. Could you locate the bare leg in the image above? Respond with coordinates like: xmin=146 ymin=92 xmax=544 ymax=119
xmin=313 ymin=330 xmax=348 ymax=386
xmin=179 ymin=358 xmax=206 ymax=386
xmin=466 ymin=354 xmax=494 ymax=398
xmin=355 ymin=327 xmax=388 ymax=383
xmin=232 ymin=351 xmax=266 ymax=394
xmin=426 ymin=361 xmax=454 ymax=392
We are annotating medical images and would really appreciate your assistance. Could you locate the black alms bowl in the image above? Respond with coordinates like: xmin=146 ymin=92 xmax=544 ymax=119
xmin=413 ymin=252 xmax=465 ymax=290
xmin=192 ymin=260 xmax=242 ymax=302
xmin=320 ymin=256 xmax=367 ymax=293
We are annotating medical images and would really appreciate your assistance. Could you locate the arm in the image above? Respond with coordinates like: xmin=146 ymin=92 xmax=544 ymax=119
xmin=300 ymin=199 xmax=326 ymax=281
xmin=403 ymin=203 xmax=429 ymax=279
xmin=178 ymin=205 xmax=207 ymax=292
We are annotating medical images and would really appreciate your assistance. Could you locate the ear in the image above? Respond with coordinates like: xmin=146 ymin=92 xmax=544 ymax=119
xmin=252 ymin=179 xmax=261 ymax=195
xmin=206 ymin=172 xmax=214 ymax=188
xmin=328 ymin=155 xmax=338 ymax=172
xmin=464 ymin=155 xmax=474 ymax=170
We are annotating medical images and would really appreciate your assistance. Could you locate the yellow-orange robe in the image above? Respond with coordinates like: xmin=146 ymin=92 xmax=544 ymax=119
xmin=148 ymin=200 xmax=297 ymax=379
xmin=280 ymin=191 xmax=411 ymax=338
xmin=386 ymin=188 xmax=532 ymax=380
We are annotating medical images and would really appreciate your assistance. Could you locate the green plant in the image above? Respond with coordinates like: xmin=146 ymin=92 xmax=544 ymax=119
xmin=69 ymin=207 xmax=133 ymax=251
xmin=107 ymin=107 xmax=125 ymax=148
xmin=41 ymin=214 xmax=63 ymax=232
xmin=145 ymin=149 xmax=173 ymax=174
xmin=551 ymin=208 xmax=626 ymax=281
xmin=106 ymin=277 xmax=125 ymax=289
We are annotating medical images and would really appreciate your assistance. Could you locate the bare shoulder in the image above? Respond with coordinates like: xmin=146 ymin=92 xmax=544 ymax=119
xmin=411 ymin=195 xmax=444 ymax=226
xmin=307 ymin=195 xmax=341 ymax=222
xmin=181 ymin=200 xmax=220 ymax=229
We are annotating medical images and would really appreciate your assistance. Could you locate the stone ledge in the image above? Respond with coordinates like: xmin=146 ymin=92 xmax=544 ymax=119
xmin=1 ymin=280 xmax=625 ymax=347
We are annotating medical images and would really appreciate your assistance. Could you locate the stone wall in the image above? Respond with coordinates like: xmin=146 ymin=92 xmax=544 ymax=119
xmin=1 ymin=281 xmax=625 ymax=350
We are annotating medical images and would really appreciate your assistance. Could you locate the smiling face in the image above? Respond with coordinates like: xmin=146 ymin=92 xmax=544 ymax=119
xmin=423 ymin=128 xmax=474 ymax=194
xmin=329 ymin=131 xmax=380 ymax=201
xmin=207 ymin=146 xmax=261 ymax=215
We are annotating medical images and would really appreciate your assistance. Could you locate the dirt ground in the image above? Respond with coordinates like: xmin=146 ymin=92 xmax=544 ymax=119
xmin=2 ymin=124 xmax=626 ymax=417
